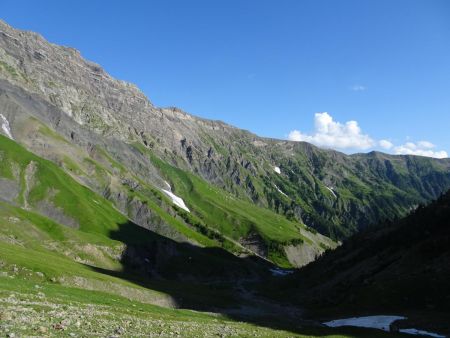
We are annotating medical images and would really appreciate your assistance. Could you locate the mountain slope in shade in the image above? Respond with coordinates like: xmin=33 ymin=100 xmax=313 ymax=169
xmin=270 ymin=189 xmax=450 ymax=335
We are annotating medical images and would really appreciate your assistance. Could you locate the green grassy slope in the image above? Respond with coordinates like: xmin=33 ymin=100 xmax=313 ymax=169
xmin=0 ymin=198 xmax=260 ymax=306
xmin=0 ymin=133 xmax=239 ymax=250
xmin=1 ymin=121 xmax=333 ymax=267
xmin=0 ymin=135 xmax=270 ymax=280
xmin=0 ymin=140 xmax=397 ymax=337
xmin=0 ymin=134 xmax=129 ymax=237
xmin=136 ymin=146 xmax=333 ymax=267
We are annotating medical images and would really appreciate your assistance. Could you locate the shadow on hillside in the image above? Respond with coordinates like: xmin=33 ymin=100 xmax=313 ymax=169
xmin=86 ymin=220 xmax=340 ymax=336
xmin=87 ymin=191 xmax=450 ymax=337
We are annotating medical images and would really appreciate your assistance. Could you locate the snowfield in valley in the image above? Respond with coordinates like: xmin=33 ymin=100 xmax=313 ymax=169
xmin=323 ymin=315 xmax=445 ymax=337
xmin=269 ymin=268 xmax=294 ymax=277
xmin=162 ymin=189 xmax=190 ymax=212
xmin=0 ymin=114 xmax=13 ymax=139
xmin=323 ymin=315 xmax=405 ymax=331
xmin=274 ymin=184 xmax=288 ymax=197
xmin=399 ymin=328 xmax=446 ymax=337
xmin=325 ymin=186 xmax=337 ymax=198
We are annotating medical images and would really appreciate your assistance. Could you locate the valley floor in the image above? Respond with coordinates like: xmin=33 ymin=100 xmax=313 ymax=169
xmin=0 ymin=274 xmax=410 ymax=338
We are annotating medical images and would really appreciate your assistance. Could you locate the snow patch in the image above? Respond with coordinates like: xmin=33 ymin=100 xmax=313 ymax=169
xmin=270 ymin=268 xmax=294 ymax=277
xmin=323 ymin=316 xmax=445 ymax=338
xmin=399 ymin=328 xmax=445 ymax=338
xmin=274 ymin=166 xmax=281 ymax=174
xmin=274 ymin=184 xmax=288 ymax=197
xmin=164 ymin=180 xmax=171 ymax=190
xmin=0 ymin=114 xmax=13 ymax=139
xmin=162 ymin=189 xmax=190 ymax=212
xmin=325 ymin=186 xmax=337 ymax=198
xmin=323 ymin=315 xmax=405 ymax=331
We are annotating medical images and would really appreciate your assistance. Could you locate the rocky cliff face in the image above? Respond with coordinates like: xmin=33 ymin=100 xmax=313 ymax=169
xmin=0 ymin=19 xmax=450 ymax=267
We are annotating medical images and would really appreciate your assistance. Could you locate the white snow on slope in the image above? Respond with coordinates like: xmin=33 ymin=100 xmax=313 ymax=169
xmin=325 ymin=186 xmax=337 ymax=198
xmin=399 ymin=328 xmax=445 ymax=338
xmin=274 ymin=184 xmax=288 ymax=197
xmin=0 ymin=114 xmax=13 ymax=139
xmin=164 ymin=180 xmax=172 ymax=190
xmin=269 ymin=268 xmax=294 ymax=277
xmin=274 ymin=166 xmax=281 ymax=174
xmin=323 ymin=316 xmax=446 ymax=338
xmin=162 ymin=189 xmax=190 ymax=212
xmin=323 ymin=315 xmax=405 ymax=331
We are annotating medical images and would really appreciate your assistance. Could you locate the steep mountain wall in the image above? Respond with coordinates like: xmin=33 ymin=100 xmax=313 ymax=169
xmin=1 ymin=18 xmax=449 ymax=250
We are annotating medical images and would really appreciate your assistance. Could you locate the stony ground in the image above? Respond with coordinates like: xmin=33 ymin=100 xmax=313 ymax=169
xmin=0 ymin=258 xmax=405 ymax=338
xmin=0 ymin=283 xmax=304 ymax=337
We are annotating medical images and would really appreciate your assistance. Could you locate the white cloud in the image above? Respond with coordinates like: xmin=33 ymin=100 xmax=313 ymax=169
xmin=287 ymin=112 xmax=448 ymax=159
xmin=287 ymin=112 xmax=375 ymax=150
xmin=393 ymin=141 xmax=448 ymax=159
xmin=417 ymin=141 xmax=434 ymax=149
xmin=379 ymin=139 xmax=393 ymax=150
xmin=351 ymin=85 xmax=366 ymax=91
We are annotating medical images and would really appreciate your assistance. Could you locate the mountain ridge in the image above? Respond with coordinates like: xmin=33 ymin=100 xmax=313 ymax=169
xmin=1 ymin=18 xmax=450 ymax=266
xmin=1 ymin=18 xmax=444 ymax=161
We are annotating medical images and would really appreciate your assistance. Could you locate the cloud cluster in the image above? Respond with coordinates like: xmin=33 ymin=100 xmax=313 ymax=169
xmin=351 ymin=85 xmax=366 ymax=91
xmin=379 ymin=139 xmax=393 ymax=149
xmin=392 ymin=141 xmax=448 ymax=158
xmin=288 ymin=112 xmax=374 ymax=150
xmin=288 ymin=112 xmax=448 ymax=158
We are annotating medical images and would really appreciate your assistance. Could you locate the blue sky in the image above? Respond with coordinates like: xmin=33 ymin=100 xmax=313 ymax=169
xmin=2 ymin=0 xmax=450 ymax=157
